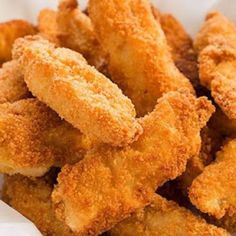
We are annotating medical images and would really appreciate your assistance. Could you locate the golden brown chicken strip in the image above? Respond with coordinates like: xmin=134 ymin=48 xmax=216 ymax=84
xmin=38 ymin=9 xmax=60 ymax=45
xmin=0 ymin=60 xmax=30 ymax=103
xmin=0 ymin=98 xmax=92 ymax=177
xmin=195 ymin=12 xmax=236 ymax=121
xmin=13 ymin=36 xmax=142 ymax=147
xmin=157 ymin=13 xmax=199 ymax=89
xmin=52 ymin=91 xmax=214 ymax=235
xmin=177 ymin=126 xmax=223 ymax=195
xmin=89 ymin=0 xmax=194 ymax=116
xmin=57 ymin=0 xmax=108 ymax=73
xmin=0 ymin=20 xmax=36 ymax=63
xmin=110 ymin=194 xmax=229 ymax=236
xmin=2 ymin=171 xmax=77 ymax=236
xmin=189 ymin=139 xmax=236 ymax=219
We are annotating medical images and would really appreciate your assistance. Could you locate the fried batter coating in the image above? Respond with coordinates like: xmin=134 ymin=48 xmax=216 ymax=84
xmin=13 ymin=36 xmax=142 ymax=147
xmin=177 ymin=126 xmax=223 ymax=195
xmin=0 ymin=20 xmax=36 ymax=63
xmin=57 ymin=0 xmax=108 ymax=73
xmin=0 ymin=60 xmax=30 ymax=103
xmin=159 ymin=13 xmax=199 ymax=89
xmin=195 ymin=12 xmax=236 ymax=120
xmin=2 ymin=171 xmax=77 ymax=236
xmin=194 ymin=12 xmax=236 ymax=54
xmin=189 ymin=139 xmax=236 ymax=219
xmin=52 ymin=91 xmax=214 ymax=235
xmin=38 ymin=9 xmax=60 ymax=45
xmin=110 ymin=194 xmax=229 ymax=236
xmin=89 ymin=0 xmax=194 ymax=116
xmin=0 ymin=99 xmax=92 ymax=177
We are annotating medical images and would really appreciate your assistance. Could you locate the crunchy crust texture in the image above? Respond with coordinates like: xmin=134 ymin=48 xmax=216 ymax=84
xmin=13 ymin=36 xmax=142 ymax=147
xmin=110 ymin=194 xmax=229 ymax=236
xmin=0 ymin=20 xmax=36 ymax=63
xmin=194 ymin=11 xmax=236 ymax=54
xmin=2 ymin=172 xmax=77 ymax=236
xmin=199 ymin=43 xmax=236 ymax=120
xmin=195 ymin=12 xmax=236 ymax=121
xmin=0 ymin=60 xmax=30 ymax=103
xmin=189 ymin=139 xmax=236 ymax=219
xmin=89 ymin=0 xmax=194 ymax=116
xmin=52 ymin=91 xmax=214 ymax=235
xmin=57 ymin=0 xmax=108 ymax=74
xmin=0 ymin=98 xmax=91 ymax=177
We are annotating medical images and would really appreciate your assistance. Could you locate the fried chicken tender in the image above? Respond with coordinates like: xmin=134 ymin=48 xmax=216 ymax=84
xmin=38 ymin=9 xmax=60 ymax=45
xmin=52 ymin=91 xmax=214 ymax=235
xmin=0 ymin=60 xmax=30 ymax=103
xmin=13 ymin=36 xmax=142 ymax=147
xmin=2 ymin=171 xmax=77 ymax=236
xmin=156 ymin=12 xmax=199 ymax=89
xmin=177 ymin=126 xmax=223 ymax=195
xmin=0 ymin=99 xmax=92 ymax=177
xmin=189 ymin=139 xmax=236 ymax=219
xmin=89 ymin=0 xmax=194 ymax=116
xmin=110 ymin=194 xmax=229 ymax=236
xmin=195 ymin=12 xmax=236 ymax=120
xmin=57 ymin=0 xmax=108 ymax=73
xmin=0 ymin=20 xmax=36 ymax=63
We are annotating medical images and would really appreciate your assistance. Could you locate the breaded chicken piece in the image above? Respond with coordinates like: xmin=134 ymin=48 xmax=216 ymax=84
xmin=89 ymin=0 xmax=194 ymax=116
xmin=110 ymin=194 xmax=229 ymax=236
xmin=13 ymin=36 xmax=142 ymax=147
xmin=177 ymin=126 xmax=223 ymax=195
xmin=0 ymin=60 xmax=30 ymax=103
xmin=195 ymin=12 xmax=236 ymax=120
xmin=52 ymin=91 xmax=214 ymax=235
xmin=2 ymin=171 xmax=77 ymax=236
xmin=57 ymin=0 xmax=108 ymax=74
xmin=0 ymin=20 xmax=36 ymax=63
xmin=157 ymin=12 xmax=199 ymax=89
xmin=194 ymin=12 xmax=236 ymax=53
xmin=0 ymin=99 xmax=92 ymax=177
xmin=189 ymin=139 xmax=236 ymax=219
xmin=38 ymin=9 xmax=60 ymax=45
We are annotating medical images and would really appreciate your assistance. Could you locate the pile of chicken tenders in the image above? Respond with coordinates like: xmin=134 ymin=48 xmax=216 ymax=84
xmin=1 ymin=0 xmax=236 ymax=235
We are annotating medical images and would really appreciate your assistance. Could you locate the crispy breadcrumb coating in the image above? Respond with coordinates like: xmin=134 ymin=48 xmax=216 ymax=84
xmin=2 ymin=171 xmax=77 ymax=236
xmin=52 ymin=91 xmax=214 ymax=235
xmin=110 ymin=194 xmax=229 ymax=236
xmin=0 ymin=99 xmax=92 ymax=177
xmin=89 ymin=0 xmax=194 ymax=116
xmin=38 ymin=9 xmax=60 ymax=45
xmin=194 ymin=12 xmax=236 ymax=54
xmin=0 ymin=20 xmax=36 ymax=63
xmin=195 ymin=12 xmax=236 ymax=120
xmin=189 ymin=139 xmax=236 ymax=219
xmin=57 ymin=0 xmax=108 ymax=74
xmin=13 ymin=36 xmax=142 ymax=147
xmin=0 ymin=60 xmax=30 ymax=103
